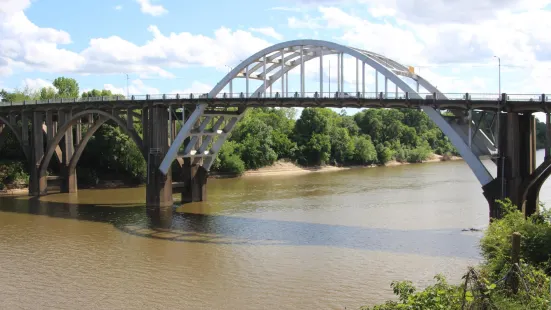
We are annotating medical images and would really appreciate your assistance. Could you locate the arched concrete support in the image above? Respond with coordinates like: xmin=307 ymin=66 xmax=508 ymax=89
xmin=41 ymin=123 xmax=62 ymax=165
xmin=66 ymin=116 xmax=108 ymax=192
xmin=37 ymin=110 xmax=144 ymax=196
xmin=521 ymin=158 xmax=551 ymax=216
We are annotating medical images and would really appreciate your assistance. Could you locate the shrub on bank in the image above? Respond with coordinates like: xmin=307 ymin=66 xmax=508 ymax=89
xmin=480 ymin=198 xmax=551 ymax=275
xmin=361 ymin=199 xmax=551 ymax=309
xmin=0 ymin=160 xmax=28 ymax=190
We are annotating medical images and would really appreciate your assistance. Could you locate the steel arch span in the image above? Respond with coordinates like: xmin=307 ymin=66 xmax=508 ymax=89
xmin=160 ymin=39 xmax=494 ymax=186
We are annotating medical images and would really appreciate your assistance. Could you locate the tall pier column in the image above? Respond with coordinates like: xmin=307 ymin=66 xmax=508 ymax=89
xmin=59 ymin=110 xmax=77 ymax=193
xmin=483 ymin=112 xmax=537 ymax=218
xmin=145 ymin=105 xmax=173 ymax=208
xmin=177 ymin=105 xmax=208 ymax=203
xmin=29 ymin=111 xmax=46 ymax=196
xmin=181 ymin=158 xmax=208 ymax=203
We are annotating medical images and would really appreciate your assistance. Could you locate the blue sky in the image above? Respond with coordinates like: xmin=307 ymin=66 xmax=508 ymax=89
xmin=1 ymin=0 xmax=551 ymax=101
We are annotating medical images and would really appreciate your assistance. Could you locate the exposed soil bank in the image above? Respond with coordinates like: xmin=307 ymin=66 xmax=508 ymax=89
xmin=240 ymin=153 xmax=462 ymax=177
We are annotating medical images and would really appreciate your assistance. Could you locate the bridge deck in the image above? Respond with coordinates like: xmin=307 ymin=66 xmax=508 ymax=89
xmin=0 ymin=93 xmax=549 ymax=113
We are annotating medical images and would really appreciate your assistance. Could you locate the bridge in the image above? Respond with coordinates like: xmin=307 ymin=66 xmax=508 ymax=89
xmin=1 ymin=39 xmax=550 ymax=218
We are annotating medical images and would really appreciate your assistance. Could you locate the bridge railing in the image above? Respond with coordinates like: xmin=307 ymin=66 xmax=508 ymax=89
xmin=0 ymin=92 xmax=548 ymax=106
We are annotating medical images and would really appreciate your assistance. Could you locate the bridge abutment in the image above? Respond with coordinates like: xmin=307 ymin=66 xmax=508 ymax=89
xmin=145 ymin=105 xmax=173 ymax=208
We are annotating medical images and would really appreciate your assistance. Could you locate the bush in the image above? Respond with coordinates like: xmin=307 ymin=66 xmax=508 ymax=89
xmin=0 ymin=160 xmax=29 ymax=189
xmin=480 ymin=198 xmax=551 ymax=275
xmin=211 ymin=141 xmax=245 ymax=175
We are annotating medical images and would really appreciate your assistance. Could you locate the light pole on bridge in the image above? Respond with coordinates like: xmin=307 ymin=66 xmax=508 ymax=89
xmin=493 ymin=56 xmax=501 ymax=96
xmin=493 ymin=55 xmax=505 ymax=199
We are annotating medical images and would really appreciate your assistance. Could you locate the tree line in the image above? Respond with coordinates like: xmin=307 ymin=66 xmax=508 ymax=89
xmin=0 ymin=77 xmax=548 ymax=188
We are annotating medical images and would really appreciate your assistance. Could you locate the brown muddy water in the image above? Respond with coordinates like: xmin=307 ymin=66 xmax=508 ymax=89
xmin=0 ymin=151 xmax=549 ymax=309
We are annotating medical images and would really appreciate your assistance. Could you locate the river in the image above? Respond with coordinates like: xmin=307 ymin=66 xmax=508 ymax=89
xmin=0 ymin=150 xmax=548 ymax=309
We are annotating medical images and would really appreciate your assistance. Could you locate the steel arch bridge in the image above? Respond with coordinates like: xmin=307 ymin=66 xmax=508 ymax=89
xmin=160 ymin=39 xmax=495 ymax=186
xmin=1 ymin=39 xmax=548 ymax=217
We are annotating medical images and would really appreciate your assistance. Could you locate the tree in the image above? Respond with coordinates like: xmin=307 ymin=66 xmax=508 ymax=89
xmin=353 ymin=136 xmax=377 ymax=165
xmin=330 ymin=127 xmax=355 ymax=164
xmin=52 ymin=77 xmax=79 ymax=98
xmin=39 ymin=87 xmax=57 ymax=100
xmin=82 ymin=89 xmax=124 ymax=98
xmin=294 ymin=108 xmax=332 ymax=144
xmin=0 ymin=86 xmax=38 ymax=102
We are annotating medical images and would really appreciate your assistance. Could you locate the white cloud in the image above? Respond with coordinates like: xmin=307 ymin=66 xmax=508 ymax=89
xmin=80 ymin=26 xmax=271 ymax=73
xmin=21 ymin=78 xmax=52 ymax=91
xmin=0 ymin=1 xmax=85 ymax=76
xmin=103 ymin=79 xmax=160 ymax=96
xmin=0 ymin=3 xmax=271 ymax=79
xmin=114 ymin=5 xmax=123 ymax=10
xmin=249 ymin=27 xmax=284 ymax=40
xmin=134 ymin=0 xmax=167 ymax=16
xmin=170 ymin=81 xmax=213 ymax=95
xmin=0 ymin=0 xmax=32 ymax=15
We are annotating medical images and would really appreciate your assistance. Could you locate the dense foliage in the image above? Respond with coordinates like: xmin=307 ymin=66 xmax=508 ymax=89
xmin=362 ymin=200 xmax=551 ymax=310
xmin=211 ymin=106 xmax=459 ymax=175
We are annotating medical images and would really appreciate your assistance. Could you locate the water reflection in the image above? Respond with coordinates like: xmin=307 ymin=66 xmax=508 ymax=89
xmin=0 ymin=195 xmax=482 ymax=259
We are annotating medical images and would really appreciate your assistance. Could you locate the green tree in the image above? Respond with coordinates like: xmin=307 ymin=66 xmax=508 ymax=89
xmin=39 ymin=87 xmax=57 ymax=100
xmin=329 ymin=127 xmax=355 ymax=164
xmin=353 ymin=136 xmax=377 ymax=165
xmin=82 ymin=89 xmax=124 ymax=98
xmin=52 ymin=77 xmax=79 ymax=98
xmin=211 ymin=141 xmax=245 ymax=175
xmin=376 ymin=143 xmax=392 ymax=164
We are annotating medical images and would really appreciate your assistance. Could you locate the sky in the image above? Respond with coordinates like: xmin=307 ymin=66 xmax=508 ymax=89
xmin=1 ymin=0 xmax=551 ymax=101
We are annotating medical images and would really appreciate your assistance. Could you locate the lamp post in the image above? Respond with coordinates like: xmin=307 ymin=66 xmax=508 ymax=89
xmin=493 ymin=56 xmax=501 ymax=97
xmin=493 ymin=55 xmax=504 ymax=199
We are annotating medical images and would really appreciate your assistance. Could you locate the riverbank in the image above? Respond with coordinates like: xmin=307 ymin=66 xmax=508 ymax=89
xmin=0 ymin=153 xmax=462 ymax=194
xmin=240 ymin=153 xmax=462 ymax=177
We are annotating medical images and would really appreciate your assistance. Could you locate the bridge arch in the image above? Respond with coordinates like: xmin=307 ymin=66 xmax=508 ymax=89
xmin=39 ymin=110 xmax=145 ymax=187
xmin=521 ymin=158 xmax=551 ymax=214
xmin=161 ymin=39 xmax=493 ymax=186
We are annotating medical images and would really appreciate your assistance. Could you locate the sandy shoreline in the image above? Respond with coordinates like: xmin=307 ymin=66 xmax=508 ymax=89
xmin=241 ymin=154 xmax=462 ymax=177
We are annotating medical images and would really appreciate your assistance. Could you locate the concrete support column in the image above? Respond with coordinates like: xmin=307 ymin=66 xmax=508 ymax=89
xmin=181 ymin=158 xmax=208 ymax=203
xmin=59 ymin=110 xmax=77 ymax=193
xmin=520 ymin=114 xmax=538 ymax=215
xmin=21 ymin=113 xmax=29 ymax=146
xmin=29 ymin=111 xmax=46 ymax=196
xmin=145 ymin=105 xmax=173 ymax=208
xmin=483 ymin=112 xmax=537 ymax=218
xmin=0 ymin=124 xmax=5 ymax=149
xmin=45 ymin=111 xmax=54 ymax=141
xmin=141 ymin=108 xmax=149 ymax=150
xmin=75 ymin=119 xmax=82 ymax=145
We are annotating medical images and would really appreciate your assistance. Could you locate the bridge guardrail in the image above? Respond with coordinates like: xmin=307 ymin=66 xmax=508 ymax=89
xmin=0 ymin=92 xmax=548 ymax=106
